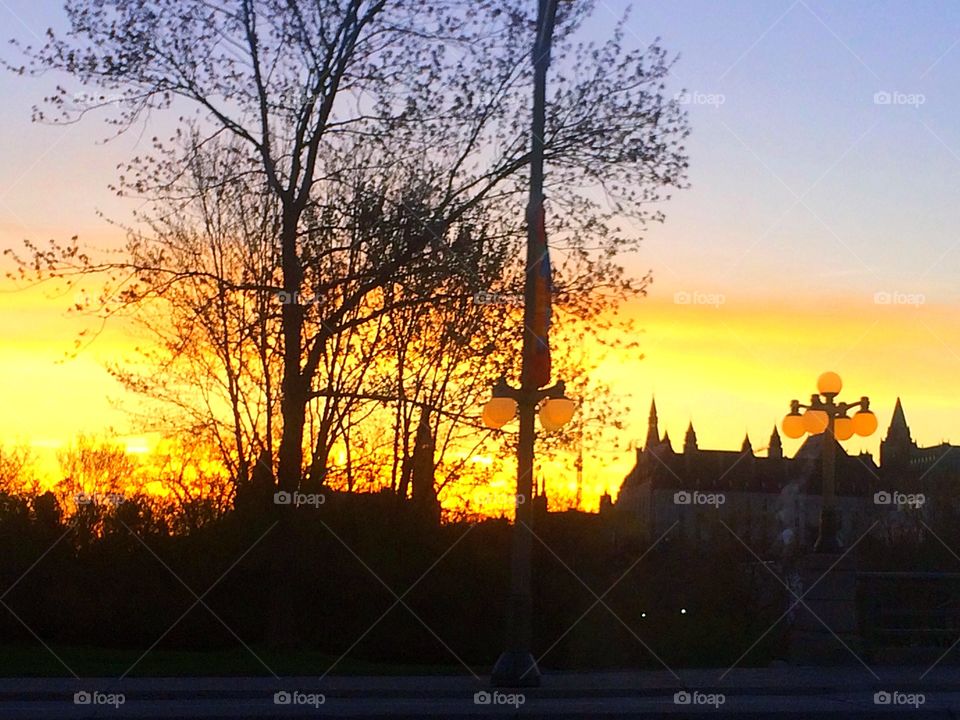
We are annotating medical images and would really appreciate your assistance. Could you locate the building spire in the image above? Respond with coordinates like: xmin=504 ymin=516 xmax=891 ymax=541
xmin=769 ymin=425 xmax=783 ymax=459
xmin=645 ymin=396 xmax=660 ymax=450
xmin=684 ymin=421 xmax=698 ymax=452
xmin=741 ymin=433 xmax=753 ymax=455
xmin=661 ymin=430 xmax=674 ymax=453
xmin=880 ymin=396 xmax=915 ymax=470
xmin=886 ymin=397 xmax=911 ymax=441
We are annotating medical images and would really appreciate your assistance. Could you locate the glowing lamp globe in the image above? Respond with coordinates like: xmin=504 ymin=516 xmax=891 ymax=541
xmin=817 ymin=371 xmax=843 ymax=396
xmin=538 ymin=397 xmax=576 ymax=432
xmin=852 ymin=410 xmax=878 ymax=437
xmin=782 ymin=413 xmax=806 ymax=439
xmin=833 ymin=415 xmax=855 ymax=441
xmin=482 ymin=397 xmax=517 ymax=429
xmin=539 ymin=413 xmax=563 ymax=432
xmin=803 ymin=409 xmax=829 ymax=435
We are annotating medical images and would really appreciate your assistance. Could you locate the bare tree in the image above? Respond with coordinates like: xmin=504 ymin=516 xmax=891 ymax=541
xmin=56 ymin=434 xmax=141 ymax=502
xmin=147 ymin=437 xmax=234 ymax=532
xmin=7 ymin=0 xmax=688 ymax=497
xmin=102 ymin=133 xmax=284 ymax=485
xmin=0 ymin=444 xmax=37 ymax=495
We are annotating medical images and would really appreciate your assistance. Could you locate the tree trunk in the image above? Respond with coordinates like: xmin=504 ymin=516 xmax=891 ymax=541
xmin=276 ymin=216 xmax=307 ymax=493
xmin=270 ymin=214 xmax=306 ymax=648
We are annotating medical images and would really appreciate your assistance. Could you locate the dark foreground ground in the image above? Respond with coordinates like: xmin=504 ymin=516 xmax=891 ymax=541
xmin=0 ymin=667 xmax=958 ymax=719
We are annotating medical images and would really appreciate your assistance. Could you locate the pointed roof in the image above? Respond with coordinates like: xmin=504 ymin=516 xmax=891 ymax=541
xmin=891 ymin=397 xmax=907 ymax=428
xmin=661 ymin=430 xmax=674 ymax=452
xmin=741 ymin=433 xmax=753 ymax=454
xmin=795 ymin=432 xmax=846 ymax=459
xmin=792 ymin=434 xmax=878 ymax=495
xmin=645 ymin=396 xmax=660 ymax=449
xmin=885 ymin=397 xmax=912 ymax=442
xmin=768 ymin=425 xmax=782 ymax=457
xmin=684 ymin=421 xmax=698 ymax=451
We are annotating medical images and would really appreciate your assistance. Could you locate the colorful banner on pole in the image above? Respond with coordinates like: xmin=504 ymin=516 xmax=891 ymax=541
xmin=524 ymin=201 xmax=552 ymax=389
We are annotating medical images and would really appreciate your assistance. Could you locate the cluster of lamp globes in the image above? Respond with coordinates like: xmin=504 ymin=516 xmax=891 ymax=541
xmin=781 ymin=371 xmax=878 ymax=441
xmin=481 ymin=393 xmax=577 ymax=432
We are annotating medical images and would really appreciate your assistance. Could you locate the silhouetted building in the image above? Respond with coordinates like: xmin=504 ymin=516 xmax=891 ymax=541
xmin=880 ymin=397 xmax=960 ymax=483
xmin=607 ymin=398 xmax=956 ymax=551
xmin=878 ymin=397 xmax=960 ymax=529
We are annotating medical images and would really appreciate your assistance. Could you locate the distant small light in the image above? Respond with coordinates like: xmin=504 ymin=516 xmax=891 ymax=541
xmin=680 ymin=608 xmax=687 ymax=615
xmin=641 ymin=612 xmax=646 ymax=618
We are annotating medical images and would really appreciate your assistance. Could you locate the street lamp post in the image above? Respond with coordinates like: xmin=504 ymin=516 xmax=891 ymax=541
xmin=781 ymin=371 xmax=878 ymax=552
xmin=480 ymin=0 xmax=565 ymax=689
xmin=482 ymin=379 xmax=576 ymax=687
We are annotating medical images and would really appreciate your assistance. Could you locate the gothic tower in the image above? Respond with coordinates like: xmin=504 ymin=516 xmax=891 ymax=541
xmin=645 ymin=397 xmax=660 ymax=450
xmin=880 ymin=398 xmax=916 ymax=481
xmin=683 ymin=421 xmax=699 ymax=479
xmin=768 ymin=426 xmax=783 ymax=460
xmin=661 ymin=430 xmax=674 ymax=453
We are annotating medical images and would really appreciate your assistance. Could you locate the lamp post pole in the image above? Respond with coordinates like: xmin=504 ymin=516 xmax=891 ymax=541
xmin=498 ymin=386 xmax=538 ymax=685
xmin=781 ymin=373 xmax=877 ymax=553
xmin=486 ymin=379 xmax=568 ymax=687
xmin=817 ymin=395 xmax=839 ymax=553
xmin=488 ymin=0 xmax=560 ymax=688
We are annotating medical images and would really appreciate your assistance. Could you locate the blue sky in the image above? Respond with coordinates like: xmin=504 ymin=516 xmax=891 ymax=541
xmin=3 ymin=0 xmax=960 ymax=299
xmin=579 ymin=1 xmax=960 ymax=302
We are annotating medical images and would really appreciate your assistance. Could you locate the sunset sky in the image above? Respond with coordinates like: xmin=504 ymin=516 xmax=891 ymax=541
xmin=2 ymin=1 xmax=960 ymax=508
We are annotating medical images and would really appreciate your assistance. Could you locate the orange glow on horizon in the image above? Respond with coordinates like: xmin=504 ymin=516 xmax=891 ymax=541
xmin=3 ymin=276 xmax=960 ymax=514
